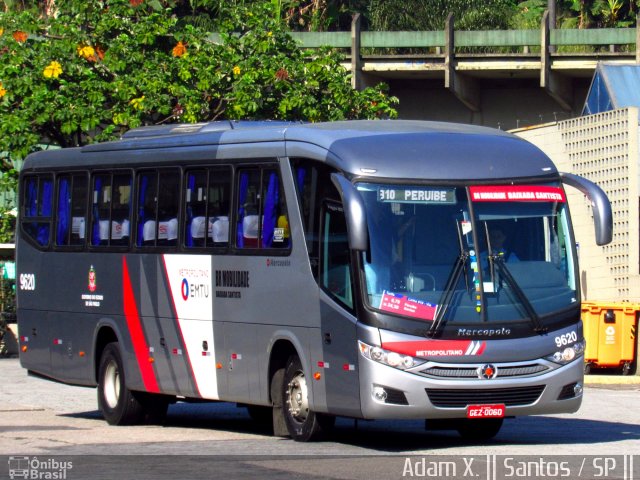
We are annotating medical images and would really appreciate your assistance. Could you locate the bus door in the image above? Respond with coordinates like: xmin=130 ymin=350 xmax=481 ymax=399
xmin=292 ymin=160 xmax=361 ymax=416
xmin=18 ymin=174 xmax=54 ymax=376
xmin=317 ymin=200 xmax=361 ymax=417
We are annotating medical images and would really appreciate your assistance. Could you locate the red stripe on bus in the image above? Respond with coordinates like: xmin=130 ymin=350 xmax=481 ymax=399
xmin=122 ymin=257 xmax=159 ymax=393
xmin=161 ymin=255 xmax=202 ymax=398
xmin=381 ymin=340 xmax=485 ymax=357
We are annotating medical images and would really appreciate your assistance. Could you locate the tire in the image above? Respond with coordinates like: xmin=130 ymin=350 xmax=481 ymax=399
xmin=97 ymin=342 xmax=144 ymax=425
xmin=622 ymin=362 xmax=631 ymax=376
xmin=456 ymin=418 xmax=503 ymax=441
xmin=282 ymin=354 xmax=335 ymax=442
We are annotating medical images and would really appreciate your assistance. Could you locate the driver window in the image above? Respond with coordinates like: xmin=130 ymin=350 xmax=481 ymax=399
xmin=320 ymin=201 xmax=353 ymax=311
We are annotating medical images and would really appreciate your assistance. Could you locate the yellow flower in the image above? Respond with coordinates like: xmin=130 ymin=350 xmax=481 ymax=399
xmin=0 ymin=28 xmax=4 ymax=37
xmin=233 ymin=65 xmax=241 ymax=75
xmin=43 ymin=61 xmax=62 ymax=79
xmin=0 ymin=82 xmax=6 ymax=98
xmin=267 ymin=31 xmax=273 ymax=37
xmin=129 ymin=96 xmax=145 ymax=110
xmin=77 ymin=44 xmax=96 ymax=61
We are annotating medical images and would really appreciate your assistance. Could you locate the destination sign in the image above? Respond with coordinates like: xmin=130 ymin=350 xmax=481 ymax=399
xmin=378 ymin=187 xmax=456 ymax=204
xmin=469 ymin=185 xmax=566 ymax=203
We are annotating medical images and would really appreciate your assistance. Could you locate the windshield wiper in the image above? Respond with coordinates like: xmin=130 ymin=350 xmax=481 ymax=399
xmin=491 ymin=255 xmax=548 ymax=334
xmin=428 ymin=250 xmax=469 ymax=337
xmin=429 ymin=218 xmax=474 ymax=337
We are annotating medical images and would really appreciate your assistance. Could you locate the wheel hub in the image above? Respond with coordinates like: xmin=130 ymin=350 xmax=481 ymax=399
xmin=103 ymin=360 xmax=121 ymax=409
xmin=286 ymin=371 xmax=309 ymax=422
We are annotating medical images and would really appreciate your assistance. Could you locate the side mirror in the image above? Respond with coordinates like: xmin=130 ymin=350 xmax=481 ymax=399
xmin=560 ymin=172 xmax=612 ymax=246
xmin=330 ymin=173 xmax=368 ymax=251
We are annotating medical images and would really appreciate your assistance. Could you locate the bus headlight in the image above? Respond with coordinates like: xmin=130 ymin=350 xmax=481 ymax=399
xmin=358 ymin=341 xmax=425 ymax=371
xmin=545 ymin=339 xmax=586 ymax=365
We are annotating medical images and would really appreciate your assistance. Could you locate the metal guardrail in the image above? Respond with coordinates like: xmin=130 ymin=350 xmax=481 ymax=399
xmin=209 ymin=16 xmax=639 ymax=54
xmin=289 ymin=19 xmax=638 ymax=54
xmin=288 ymin=28 xmax=637 ymax=51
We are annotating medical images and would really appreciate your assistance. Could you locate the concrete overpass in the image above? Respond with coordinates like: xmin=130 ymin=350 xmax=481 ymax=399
xmin=287 ymin=14 xmax=640 ymax=129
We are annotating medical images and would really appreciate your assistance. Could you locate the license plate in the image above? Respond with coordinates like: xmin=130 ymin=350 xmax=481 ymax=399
xmin=466 ymin=404 xmax=505 ymax=419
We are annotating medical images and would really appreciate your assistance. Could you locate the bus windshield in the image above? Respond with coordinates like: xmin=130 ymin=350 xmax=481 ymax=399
xmin=358 ymin=183 xmax=577 ymax=327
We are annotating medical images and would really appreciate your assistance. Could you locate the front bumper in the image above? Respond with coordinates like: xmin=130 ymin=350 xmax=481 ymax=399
xmin=359 ymin=355 xmax=583 ymax=419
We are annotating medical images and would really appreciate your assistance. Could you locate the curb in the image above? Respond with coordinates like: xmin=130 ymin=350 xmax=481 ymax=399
xmin=584 ymin=374 xmax=640 ymax=385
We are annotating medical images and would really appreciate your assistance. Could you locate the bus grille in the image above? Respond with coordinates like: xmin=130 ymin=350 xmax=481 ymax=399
xmin=425 ymin=385 xmax=545 ymax=408
xmin=419 ymin=364 xmax=549 ymax=380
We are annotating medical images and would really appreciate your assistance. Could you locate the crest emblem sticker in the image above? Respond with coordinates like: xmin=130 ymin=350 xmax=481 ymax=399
xmin=88 ymin=265 xmax=97 ymax=292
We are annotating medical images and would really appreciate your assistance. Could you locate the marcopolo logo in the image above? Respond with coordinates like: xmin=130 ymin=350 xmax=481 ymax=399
xmin=8 ymin=456 xmax=73 ymax=479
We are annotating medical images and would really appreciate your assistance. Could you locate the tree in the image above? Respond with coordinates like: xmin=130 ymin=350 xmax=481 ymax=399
xmin=366 ymin=0 xmax=517 ymax=31
xmin=0 ymin=0 xmax=397 ymax=240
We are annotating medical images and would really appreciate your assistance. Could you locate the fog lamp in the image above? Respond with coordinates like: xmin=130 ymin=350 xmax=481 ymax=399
xmin=574 ymin=382 xmax=583 ymax=396
xmin=373 ymin=386 xmax=387 ymax=402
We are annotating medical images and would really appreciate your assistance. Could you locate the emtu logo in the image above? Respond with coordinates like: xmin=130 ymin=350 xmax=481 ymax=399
xmin=181 ymin=278 xmax=189 ymax=301
xmin=179 ymin=276 xmax=210 ymax=301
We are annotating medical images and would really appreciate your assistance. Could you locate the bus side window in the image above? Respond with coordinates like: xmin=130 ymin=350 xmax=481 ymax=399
xmin=184 ymin=167 xmax=230 ymax=249
xmin=22 ymin=174 xmax=53 ymax=248
xmin=136 ymin=171 xmax=158 ymax=247
xmin=185 ymin=170 xmax=207 ymax=247
xmin=320 ymin=201 xmax=353 ymax=311
xmin=55 ymin=173 xmax=87 ymax=247
xmin=206 ymin=167 xmax=231 ymax=247
xmin=262 ymin=169 xmax=289 ymax=248
xmin=138 ymin=170 xmax=179 ymax=248
xmin=235 ymin=167 xmax=289 ymax=250
xmin=236 ymin=169 xmax=261 ymax=249
xmin=291 ymin=158 xmax=340 ymax=279
xmin=157 ymin=171 xmax=179 ymax=247
xmin=91 ymin=172 xmax=131 ymax=247
xmin=111 ymin=174 xmax=131 ymax=246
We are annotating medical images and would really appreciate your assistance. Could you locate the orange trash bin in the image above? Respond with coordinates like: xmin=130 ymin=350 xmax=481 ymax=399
xmin=581 ymin=302 xmax=639 ymax=375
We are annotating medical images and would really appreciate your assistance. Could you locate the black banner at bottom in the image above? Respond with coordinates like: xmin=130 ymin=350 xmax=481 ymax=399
xmin=0 ymin=455 xmax=637 ymax=480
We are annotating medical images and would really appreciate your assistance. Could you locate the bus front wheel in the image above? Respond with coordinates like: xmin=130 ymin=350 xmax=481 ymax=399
xmin=97 ymin=342 xmax=144 ymax=425
xmin=282 ymin=354 xmax=334 ymax=442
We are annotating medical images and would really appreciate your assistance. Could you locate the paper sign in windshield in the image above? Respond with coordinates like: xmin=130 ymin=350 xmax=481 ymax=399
xmin=469 ymin=185 xmax=566 ymax=202
xmin=379 ymin=291 xmax=437 ymax=321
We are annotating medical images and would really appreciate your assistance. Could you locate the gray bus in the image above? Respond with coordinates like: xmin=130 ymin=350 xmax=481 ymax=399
xmin=16 ymin=120 xmax=612 ymax=441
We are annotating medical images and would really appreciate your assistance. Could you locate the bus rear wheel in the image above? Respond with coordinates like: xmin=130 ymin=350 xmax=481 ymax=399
xmin=282 ymin=355 xmax=334 ymax=442
xmin=456 ymin=418 xmax=503 ymax=441
xmin=97 ymin=342 xmax=144 ymax=425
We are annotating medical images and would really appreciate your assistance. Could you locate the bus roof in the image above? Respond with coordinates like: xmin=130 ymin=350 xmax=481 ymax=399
xmin=23 ymin=120 xmax=558 ymax=181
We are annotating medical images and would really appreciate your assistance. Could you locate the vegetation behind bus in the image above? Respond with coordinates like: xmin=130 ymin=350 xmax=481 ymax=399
xmin=0 ymin=0 xmax=397 ymax=226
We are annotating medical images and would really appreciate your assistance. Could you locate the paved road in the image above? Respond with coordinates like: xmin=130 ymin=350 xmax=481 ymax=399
xmin=1 ymin=358 xmax=639 ymax=479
